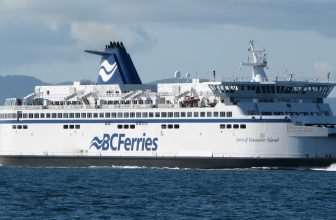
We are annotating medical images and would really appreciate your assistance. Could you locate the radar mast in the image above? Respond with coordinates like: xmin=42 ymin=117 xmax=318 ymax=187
xmin=241 ymin=40 xmax=268 ymax=82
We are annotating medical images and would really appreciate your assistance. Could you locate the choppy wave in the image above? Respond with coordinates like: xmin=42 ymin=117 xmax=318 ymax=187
xmin=311 ymin=163 xmax=336 ymax=172
xmin=87 ymin=165 xmax=189 ymax=170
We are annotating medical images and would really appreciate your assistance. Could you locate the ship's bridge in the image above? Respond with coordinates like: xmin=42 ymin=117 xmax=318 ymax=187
xmin=208 ymin=81 xmax=336 ymax=100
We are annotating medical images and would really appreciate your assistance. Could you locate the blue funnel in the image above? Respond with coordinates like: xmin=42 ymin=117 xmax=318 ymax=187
xmin=85 ymin=41 xmax=142 ymax=84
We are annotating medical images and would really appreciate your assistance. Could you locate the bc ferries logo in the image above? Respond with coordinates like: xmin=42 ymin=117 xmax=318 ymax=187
xmin=90 ymin=133 xmax=158 ymax=151
xmin=98 ymin=59 xmax=118 ymax=82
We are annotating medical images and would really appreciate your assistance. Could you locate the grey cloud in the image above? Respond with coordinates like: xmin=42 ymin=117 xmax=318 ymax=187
xmin=0 ymin=21 xmax=76 ymax=68
xmin=0 ymin=0 xmax=335 ymax=68
xmin=2 ymin=0 xmax=336 ymax=29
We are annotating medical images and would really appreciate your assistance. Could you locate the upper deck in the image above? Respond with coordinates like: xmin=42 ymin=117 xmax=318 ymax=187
xmin=209 ymin=40 xmax=336 ymax=100
xmin=209 ymin=80 xmax=336 ymax=99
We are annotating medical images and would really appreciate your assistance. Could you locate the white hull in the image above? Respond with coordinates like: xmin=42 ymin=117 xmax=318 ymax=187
xmin=1 ymin=110 xmax=336 ymax=167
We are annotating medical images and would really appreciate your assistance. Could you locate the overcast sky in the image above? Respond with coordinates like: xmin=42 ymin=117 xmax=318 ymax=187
xmin=0 ymin=0 xmax=336 ymax=84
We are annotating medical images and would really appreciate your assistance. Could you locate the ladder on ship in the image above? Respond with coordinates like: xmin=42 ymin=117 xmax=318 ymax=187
xmin=78 ymin=92 xmax=93 ymax=107
xmin=124 ymin=90 xmax=143 ymax=100
xmin=64 ymin=93 xmax=77 ymax=101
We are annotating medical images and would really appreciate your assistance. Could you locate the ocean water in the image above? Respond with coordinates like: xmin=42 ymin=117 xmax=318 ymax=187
xmin=0 ymin=165 xmax=336 ymax=219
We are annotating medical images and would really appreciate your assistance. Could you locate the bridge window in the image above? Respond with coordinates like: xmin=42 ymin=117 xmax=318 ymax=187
xmin=124 ymin=112 xmax=129 ymax=118
xmin=200 ymin=112 xmax=205 ymax=117
xmin=207 ymin=112 xmax=212 ymax=117
xmin=174 ymin=112 xmax=180 ymax=118
xmin=180 ymin=112 xmax=186 ymax=117
xmin=142 ymin=112 xmax=148 ymax=118
xmin=187 ymin=112 xmax=192 ymax=117
xmin=220 ymin=112 xmax=225 ymax=117
xmin=149 ymin=112 xmax=154 ymax=118
xmin=81 ymin=113 xmax=86 ymax=118
xmin=136 ymin=112 xmax=141 ymax=118
xmin=161 ymin=112 xmax=167 ymax=118
xmin=194 ymin=112 xmax=199 ymax=117
xmin=322 ymin=111 xmax=330 ymax=116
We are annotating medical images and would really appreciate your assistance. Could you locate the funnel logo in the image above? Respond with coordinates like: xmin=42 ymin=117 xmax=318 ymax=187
xmin=90 ymin=133 xmax=158 ymax=152
xmin=98 ymin=59 xmax=118 ymax=82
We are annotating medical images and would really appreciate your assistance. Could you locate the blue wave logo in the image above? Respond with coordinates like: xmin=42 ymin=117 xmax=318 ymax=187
xmin=90 ymin=133 xmax=159 ymax=152
xmin=90 ymin=134 xmax=110 ymax=150
xmin=98 ymin=59 xmax=118 ymax=82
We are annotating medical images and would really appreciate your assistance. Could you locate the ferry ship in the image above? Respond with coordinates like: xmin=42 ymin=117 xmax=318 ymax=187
xmin=1 ymin=40 xmax=336 ymax=168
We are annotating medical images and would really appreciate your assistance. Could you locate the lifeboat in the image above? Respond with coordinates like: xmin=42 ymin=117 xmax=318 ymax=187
xmin=183 ymin=95 xmax=200 ymax=106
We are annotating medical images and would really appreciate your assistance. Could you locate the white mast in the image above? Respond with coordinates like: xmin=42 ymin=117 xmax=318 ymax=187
xmin=240 ymin=40 xmax=268 ymax=82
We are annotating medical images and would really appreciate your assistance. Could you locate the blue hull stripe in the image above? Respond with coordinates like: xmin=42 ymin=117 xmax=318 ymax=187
xmin=0 ymin=118 xmax=289 ymax=124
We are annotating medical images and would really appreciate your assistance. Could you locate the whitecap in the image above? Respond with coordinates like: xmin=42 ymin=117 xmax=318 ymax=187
xmin=311 ymin=163 xmax=336 ymax=172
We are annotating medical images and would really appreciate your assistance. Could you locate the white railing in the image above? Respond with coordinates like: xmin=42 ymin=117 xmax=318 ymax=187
xmin=220 ymin=76 xmax=336 ymax=83
xmin=0 ymin=105 xmax=43 ymax=110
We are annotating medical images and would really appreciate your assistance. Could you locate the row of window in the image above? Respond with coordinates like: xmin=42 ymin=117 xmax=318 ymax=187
xmin=259 ymin=111 xmax=329 ymax=116
xmin=161 ymin=124 xmax=180 ymax=129
xmin=210 ymin=84 xmax=333 ymax=95
xmin=219 ymin=124 xmax=246 ymax=129
xmin=12 ymin=125 xmax=28 ymax=129
xmin=117 ymin=124 xmax=136 ymax=129
xmin=63 ymin=124 xmax=80 ymax=129
xmin=0 ymin=111 xmax=232 ymax=120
